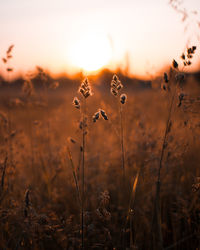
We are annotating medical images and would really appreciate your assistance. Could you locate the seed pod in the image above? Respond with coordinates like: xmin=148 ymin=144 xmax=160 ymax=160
xmin=117 ymin=84 xmax=123 ymax=91
xmin=2 ymin=58 xmax=7 ymax=63
xmin=172 ymin=59 xmax=178 ymax=69
xmin=7 ymin=45 xmax=14 ymax=55
xmin=120 ymin=94 xmax=127 ymax=104
xmin=72 ymin=97 xmax=80 ymax=109
xmin=7 ymin=68 xmax=13 ymax=72
xmin=187 ymin=48 xmax=192 ymax=54
xmin=181 ymin=53 xmax=185 ymax=60
xmin=192 ymin=46 xmax=197 ymax=52
xmin=93 ymin=111 xmax=100 ymax=122
xmin=164 ymin=72 xmax=169 ymax=83
xmin=79 ymin=121 xmax=83 ymax=130
xmin=68 ymin=137 xmax=76 ymax=144
xmin=111 ymin=88 xmax=118 ymax=96
xmin=161 ymin=82 xmax=167 ymax=91
xmin=100 ymin=109 xmax=108 ymax=120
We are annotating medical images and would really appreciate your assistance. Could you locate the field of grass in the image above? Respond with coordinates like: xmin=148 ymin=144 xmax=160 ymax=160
xmin=0 ymin=56 xmax=200 ymax=249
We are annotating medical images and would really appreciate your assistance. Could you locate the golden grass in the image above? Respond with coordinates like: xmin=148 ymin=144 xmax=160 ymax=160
xmin=0 ymin=47 xmax=200 ymax=249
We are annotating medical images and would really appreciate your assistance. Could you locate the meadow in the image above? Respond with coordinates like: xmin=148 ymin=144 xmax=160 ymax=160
xmin=0 ymin=47 xmax=200 ymax=249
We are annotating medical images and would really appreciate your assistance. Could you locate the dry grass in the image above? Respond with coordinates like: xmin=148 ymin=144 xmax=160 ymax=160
xmin=0 ymin=50 xmax=200 ymax=249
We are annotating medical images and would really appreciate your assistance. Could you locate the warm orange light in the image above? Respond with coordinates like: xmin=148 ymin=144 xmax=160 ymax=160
xmin=69 ymin=33 xmax=112 ymax=72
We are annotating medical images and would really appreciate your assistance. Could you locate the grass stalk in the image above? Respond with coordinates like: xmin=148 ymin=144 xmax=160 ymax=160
xmin=122 ymin=170 xmax=140 ymax=249
xmin=67 ymin=146 xmax=81 ymax=206
xmin=119 ymin=102 xmax=125 ymax=187
xmin=152 ymin=81 xmax=178 ymax=250
xmin=81 ymin=98 xmax=86 ymax=250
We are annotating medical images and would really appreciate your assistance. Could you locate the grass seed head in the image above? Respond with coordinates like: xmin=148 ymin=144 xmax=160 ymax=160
xmin=187 ymin=46 xmax=196 ymax=55
xmin=111 ymin=74 xmax=123 ymax=96
xmin=79 ymin=77 xmax=92 ymax=98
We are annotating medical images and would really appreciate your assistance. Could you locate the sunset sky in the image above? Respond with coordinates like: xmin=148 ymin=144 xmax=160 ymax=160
xmin=0 ymin=0 xmax=200 ymax=78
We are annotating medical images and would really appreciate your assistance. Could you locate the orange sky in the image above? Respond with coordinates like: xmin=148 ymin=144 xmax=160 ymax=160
xmin=0 ymin=0 xmax=200 ymax=79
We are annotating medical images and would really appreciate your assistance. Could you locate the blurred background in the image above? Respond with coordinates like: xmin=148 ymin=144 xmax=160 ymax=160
xmin=0 ymin=0 xmax=200 ymax=79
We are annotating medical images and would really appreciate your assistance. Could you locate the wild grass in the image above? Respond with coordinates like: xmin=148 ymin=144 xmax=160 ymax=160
xmin=152 ymin=47 xmax=197 ymax=250
xmin=0 ymin=46 xmax=200 ymax=249
xmin=110 ymin=74 xmax=127 ymax=186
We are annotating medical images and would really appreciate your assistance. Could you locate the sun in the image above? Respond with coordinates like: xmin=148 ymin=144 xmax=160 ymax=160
xmin=69 ymin=33 xmax=112 ymax=72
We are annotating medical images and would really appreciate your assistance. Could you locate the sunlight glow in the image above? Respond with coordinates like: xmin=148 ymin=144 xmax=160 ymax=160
xmin=69 ymin=33 xmax=112 ymax=72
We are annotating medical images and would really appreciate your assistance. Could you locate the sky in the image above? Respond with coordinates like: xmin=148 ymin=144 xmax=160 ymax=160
xmin=0 ymin=0 xmax=200 ymax=79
